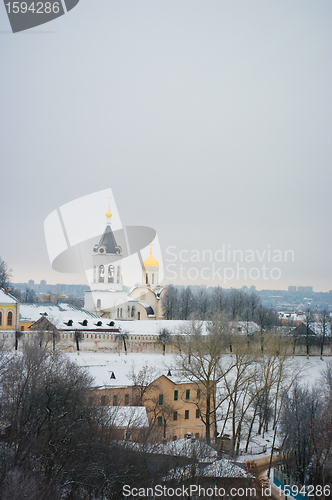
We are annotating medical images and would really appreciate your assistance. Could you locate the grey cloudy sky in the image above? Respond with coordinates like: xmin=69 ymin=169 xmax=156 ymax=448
xmin=0 ymin=0 xmax=331 ymax=291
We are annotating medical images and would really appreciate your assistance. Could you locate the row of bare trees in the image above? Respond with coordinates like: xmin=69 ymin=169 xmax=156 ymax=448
xmin=162 ymin=285 xmax=280 ymax=328
xmin=171 ymin=319 xmax=302 ymax=451
xmin=279 ymin=363 xmax=332 ymax=487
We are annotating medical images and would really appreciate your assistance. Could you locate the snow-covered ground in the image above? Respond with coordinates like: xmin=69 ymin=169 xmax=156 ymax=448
xmin=67 ymin=351 xmax=329 ymax=461
xmin=67 ymin=351 xmax=329 ymax=388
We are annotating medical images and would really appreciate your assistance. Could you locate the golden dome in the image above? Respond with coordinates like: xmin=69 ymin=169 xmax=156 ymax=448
xmin=105 ymin=200 xmax=112 ymax=219
xmin=143 ymin=245 xmax=159 ymax=267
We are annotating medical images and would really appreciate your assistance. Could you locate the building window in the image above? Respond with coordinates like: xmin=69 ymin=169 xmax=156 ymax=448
xmin=146 ymin=273 xmax=148 ymax=285
xmin=96 ymin=299 xmax=101 ymax=309
xmin=101 ymin=395 xmax=106 ymax=406
xmin=131 ymin=306 xmax=135 ymax=318
xmin=196 ymin=409 xmax=200 ymax=419
xmin=152 ymin=273 xmax=154 ymax=284
xmin=0 ymin=312 xmax=2 ymax=326
xmin=108 ymin=265 xmax=114 ymax=283
xmin=113 ymin=395 xmax=118 ymax=406
xmin=157 ymin=416 xmax=163 ymax=426
xmin=117 ymin=266 xmax=121 ymax=284
xmin=197 ymin=389 xmax=201 ymax=400
xmin=195 ymin=433 xmax=200 ymax=439
xmin=7 ymin=311 xmax=13 ymax=327
xmin=99 ymin=265 xmax=105 ymax=283
xmin=120 ymin=308 xmax=122 ymax=318
xmin=159 ymin=394 xmax=163 ymax=406
xmin=173 ymin=411 xmax=178 ymax=421
xmin=125 ymin=394 xmax=130 ymax=405
xmin=20 ymin=326 xmax=24 ymax=331
xmin=138 ymin=312 xmax=140 ymax=320
xmin=174 ymin=390 xmax=178 ymax=401
xmin=88 ymin=397 xmax=94 ymax=406
xmin=125 ymin=430 xmax=132 ymax=441
xmin=173 ymin=436 xmax=177 ymax=441
xmin=186 ymin=389 xmax=190 ymax=400
xmin=185 ymin=410 xmax=189 ymax=420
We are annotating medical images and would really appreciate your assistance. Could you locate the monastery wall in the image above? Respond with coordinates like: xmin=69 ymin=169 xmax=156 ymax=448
xmin=0 ymin=331 xmax=331 ymax=356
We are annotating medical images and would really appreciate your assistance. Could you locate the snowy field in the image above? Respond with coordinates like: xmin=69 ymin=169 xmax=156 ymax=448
xmin=66 ymin=351 xmax=329 ymax=389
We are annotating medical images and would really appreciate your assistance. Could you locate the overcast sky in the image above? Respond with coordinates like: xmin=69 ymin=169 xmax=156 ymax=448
xmin=0 ymin=0 xmax=331 ymax=291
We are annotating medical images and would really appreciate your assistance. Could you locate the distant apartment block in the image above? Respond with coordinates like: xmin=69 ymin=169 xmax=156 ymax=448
xmin=288 ymin=286 xmax=313 ymax=293
xmin=297 ymin=286 xmax=313 ymax=293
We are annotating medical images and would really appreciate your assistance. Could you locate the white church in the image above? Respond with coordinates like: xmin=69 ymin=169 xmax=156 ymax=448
xmin=84 ymin=202 xmax=165 ymax=320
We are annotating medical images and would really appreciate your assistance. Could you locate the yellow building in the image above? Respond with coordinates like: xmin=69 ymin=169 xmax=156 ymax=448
xmin=0 ymin=288 xmax=19 ymax=331
xmin=88 ymin=374 xmax=213 ymax=442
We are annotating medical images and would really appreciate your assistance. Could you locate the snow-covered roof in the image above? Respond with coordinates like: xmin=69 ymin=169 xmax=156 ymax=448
xmin=235 ymin=321 xmax=260 ymax=335
xmin=102 ymin=406 xmax=149 ymax=428
xmin=68 ymin=352 xmax=325 ymax=392
xmin=165 ymin=457 xmax=251 ymax=481
xmin=20 ymin=303 xmax=120 ymax=331
xmin=115 ymin=320 xmax=198 ymax=335
xmin=0 ymin=288 xmax=18 ymax=305
xmin=138 ymin=302 xmax=155 ymax=317
xmin=159 ymin=438 xmax=217 ymax=460
xmin=202 ymin=459 xmax=251 ymax=478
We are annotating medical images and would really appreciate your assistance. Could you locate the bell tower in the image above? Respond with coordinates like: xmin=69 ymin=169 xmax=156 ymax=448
xmin=92 ymin=198 xmax=123 ymax=291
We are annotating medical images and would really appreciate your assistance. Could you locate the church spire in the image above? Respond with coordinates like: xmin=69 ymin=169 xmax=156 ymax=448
xmin=105 ymin=196 xmax=112 ymax=223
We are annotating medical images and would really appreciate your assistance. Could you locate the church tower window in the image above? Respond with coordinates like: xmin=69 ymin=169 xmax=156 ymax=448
xmin=108 ymin=265 xmax=114 ymax=283
xmin=117 ymin=266 xmax=121 ymax=284
xmin=99 ymin=265 xmax=105 ymax=283
xmin=152 ymin=273 xmax=155 ymax=284
xmin=97 ymin=299 xmax=101 ymax=309
xmin=146 ymin=273 xmax=149 ymax=285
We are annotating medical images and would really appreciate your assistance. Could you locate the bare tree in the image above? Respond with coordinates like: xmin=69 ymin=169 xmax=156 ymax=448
xmin=210 ymin=286 xmax=226 ymax=316
xmin=178 ymin=287 xmax=195 ymax=320
xmin=116 ymin=330 xmax=129 ymax=355
xmin=303 ymin=307 xmax=314 ymax=357
xmin=174 ymin=318 xmax=234 ymax=444
xmin=158 ymin=328 xmax=171 ymax=355
xmin=0 ymin=257 xmax=12 ymax=289
xmin=161 ymin=285 xmax=178 ymax=320
xmin=317 ymin=309 xmax=330 ymax=359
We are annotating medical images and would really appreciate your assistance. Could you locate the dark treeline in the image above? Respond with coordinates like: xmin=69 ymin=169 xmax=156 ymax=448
xmin=280 ymin=363 xmax=332 ymax=487
xmin=162 ymin=285 xmax=280 ymax=328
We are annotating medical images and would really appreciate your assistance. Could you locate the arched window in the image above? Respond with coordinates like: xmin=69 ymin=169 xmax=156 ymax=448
xmin=146 ymin=273 xmax=149 ymax=285
xmin=96 ymin=299 xmax=101 ymax=309
xmin=120 ymin=308 xmax=123 ymax=318
xmin=7 ymin=311 xmax=13 ymax=327
xmin=99 ymin=265 xmax=105 ymax=283
xmin=138 ymin=312 xmax=141 ymax=320
xmin=117 ymin=308 xmax=120 ymax=317
xmin=0 ymin=311 xmax=2 ymax=326
xmin=108 ymin=265 xmax=114 ymax=283
xmin=131 ymin=306 xmax=135 ymax=318
xmin=117 ymin=266 xmax=121 ymax=284
xmin=152 ymin=273 xmax=155 ymax=284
